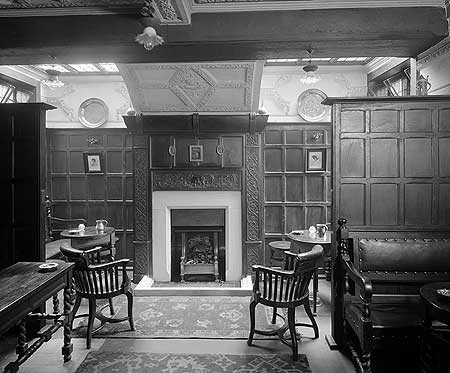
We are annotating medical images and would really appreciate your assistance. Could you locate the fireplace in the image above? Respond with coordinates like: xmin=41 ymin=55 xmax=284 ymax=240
xmin=171 ymin=209 xmax=225 ymax=282
xmin=152 ymin=191 xmax=242 ymax=282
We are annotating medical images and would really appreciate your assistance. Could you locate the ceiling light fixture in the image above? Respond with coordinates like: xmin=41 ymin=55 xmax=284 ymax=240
xmin=41 ymin=68 xmax=64 ymax=89
xmin=300 ymin=48 xmax=320 ymax=85
xmin=135 ymin=26 xmax=164 ymax=51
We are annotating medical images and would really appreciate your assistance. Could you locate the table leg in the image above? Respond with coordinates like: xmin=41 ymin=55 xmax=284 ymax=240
xmin=61 ymin=280 xmax=74 ymax=362
xmin=312 ymin=269 xmax=318 ymax=315
xmin=15 ymin=320 xmax=28 ymax=356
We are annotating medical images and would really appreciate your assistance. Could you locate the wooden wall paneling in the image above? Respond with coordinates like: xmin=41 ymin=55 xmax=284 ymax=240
xmin=263 ymin=123 xmax=332 ymax=266
xmin=222 ymin=136 xmax=243 ymax=167
xmin=175 ymin=137 xmax=197 ymax=167
xmin=327 ymin=95 xmax=450 ymax=347
xmin=47 ymin=129 xmax=134 ymax=264
xmin=151 ymin=135 xmax=172 ymax=168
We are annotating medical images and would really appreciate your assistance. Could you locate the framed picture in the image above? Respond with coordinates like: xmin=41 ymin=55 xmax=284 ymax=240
xmin=83 ymin=152 xmax=104 ymax=173
xmin=189 ymin=145 xmax=203 ymax=162
xmin=306 ymin=148 xmax=326 ymax=172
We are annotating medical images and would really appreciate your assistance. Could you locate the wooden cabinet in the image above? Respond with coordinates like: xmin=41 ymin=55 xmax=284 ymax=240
xmin=0 ymin=103 xmax=55 ymax=270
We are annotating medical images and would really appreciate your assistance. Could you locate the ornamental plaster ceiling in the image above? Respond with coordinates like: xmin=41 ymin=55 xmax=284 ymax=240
xmin=118 ymin=61 xmax=264 ymax=113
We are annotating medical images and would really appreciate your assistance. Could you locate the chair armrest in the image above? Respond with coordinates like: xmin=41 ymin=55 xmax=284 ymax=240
xmin=252 ymin=264 xmax=294 ymax=277
xmin=49 ymin=216 xmax=87 ymax=224
xmin=89 ymin=258 xmax=130 ymax=270
xmin=341 ymin=256 xmax=373 ymax=301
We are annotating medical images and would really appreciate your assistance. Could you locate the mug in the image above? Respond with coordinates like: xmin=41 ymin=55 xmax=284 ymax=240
xmin=315 ymin=223 xmax=328 ymax=239
xmin=95 ymin=219 xmax=108 ymax=232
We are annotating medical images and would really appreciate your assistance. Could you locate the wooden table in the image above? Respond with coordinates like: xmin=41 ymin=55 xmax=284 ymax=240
xmin=0 ymin=261 xmax=74 ymax=372
xmin=288 ymin=230 xmax=332 ymax=315
xmin=420 ymin=282 xmax=450 ymax=327
xmin=60 ymin=226 xmax=116 ymax=253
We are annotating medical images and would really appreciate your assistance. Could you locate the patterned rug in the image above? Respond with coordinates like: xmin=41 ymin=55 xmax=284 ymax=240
xmin=75 ymin=351 xmax=312 ymax=373
xmin=72 ymin=296 xmax=279 ymax=339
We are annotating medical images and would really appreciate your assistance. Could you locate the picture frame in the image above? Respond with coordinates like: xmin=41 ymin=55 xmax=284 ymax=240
xmin=189 ymin=145 xmax=203 ymax=162
xmin=306 ymin=148 xmax=326 ymax=172
xmin=83 ymin=152 xmax=104 ymax=174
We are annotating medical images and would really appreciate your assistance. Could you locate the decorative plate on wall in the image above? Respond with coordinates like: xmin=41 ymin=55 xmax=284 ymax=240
xmin=78 ymin=98 xmax=108 ymax=128
xmin=297 ymin=89 xmax=329 ymax=122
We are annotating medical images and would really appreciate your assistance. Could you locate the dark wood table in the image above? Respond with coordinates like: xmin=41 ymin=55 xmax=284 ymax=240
xmin=420 ymin=282 xmax=450 ymax=327
xmin=60 ymin=226 xmax=116 ymax=253
xmin=288 ymin=230 xmax=332 ymax=315
xmin=0 ymin=261 xmax=74 ymax=372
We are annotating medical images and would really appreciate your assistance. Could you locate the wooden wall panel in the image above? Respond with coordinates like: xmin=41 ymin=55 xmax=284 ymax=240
xmin=265 ymin=205 xmax=283 ymax=233
xmin=286 ymin=206 xmax=305 ymax=233
xmin=47 ymin=129 xmax=134 ymax=261
xmin=151 ymin=135 xmax=172 ymax=168
xmin=370 ymin=184 xmax=399 ymax=225
xmin=286 ymin=175 xmax=303 ymax=202
xmin=404 ymin=138 xmax=433 ymax=177
xmin=265 ymin=176 xmax=282 ymax=202
xmin=404 ymin=183 xmax=433 ymax=225
xmin=439 ymin=109 xmax=450 ymax=131
xmin=439 ymin=138 xmax=450 ymax=177
xmin=370 ymin=139 xmax=399 ymax=177
xmin=439 ymin=184 xmax=450 ymax=225
xmin=264 ymin=148 xmax=283 ymax=171
xmin=340 ymin=139 xmax=365 ymax=177
xmin=340 ymin=184 xmax=365 ymax=225
xmin=371 ymin=110 xmax=398 ymax=132
xmin=404 ymin=109 xmax=432 ymax=132
xmin=341 ymin=111 xmax=365 ymax=132
xmin=222 ymin=137 xmax=243 ymax=167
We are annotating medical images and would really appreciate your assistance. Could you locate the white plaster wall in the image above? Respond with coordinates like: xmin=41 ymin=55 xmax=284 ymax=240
xmin=42 ymin=75 xmax=131 ymax=129
xmin=260 ymin=65 xmax=367 ymax=122
xmin=420 ymin=48 xmax=450 ymax=95
xmin=152 ymin=191 xmax=242 ymax=282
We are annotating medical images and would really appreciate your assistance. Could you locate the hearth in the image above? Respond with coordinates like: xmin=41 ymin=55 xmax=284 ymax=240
xmin=171 ymin=209 xmax=225 ymax=282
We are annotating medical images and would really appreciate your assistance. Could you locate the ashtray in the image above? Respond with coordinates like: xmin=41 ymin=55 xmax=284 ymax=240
xmin=39 ymin=262 xmax=59 ymax=272
xmin=436 ymin=288 xmax=450 ymax=298
xmin=290 ymin=230 xmax=304 ymax=236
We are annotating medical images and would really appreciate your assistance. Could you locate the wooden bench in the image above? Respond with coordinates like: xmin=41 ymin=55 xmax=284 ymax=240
xmin=335 ymin=218 xmax=450 ymax=373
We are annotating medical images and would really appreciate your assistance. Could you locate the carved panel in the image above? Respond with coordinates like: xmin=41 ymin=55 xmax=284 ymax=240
xmin=153 ymin=170 xmax=241 ymax=191
xmin=245 ymin=241 xmax=262 ymax=275
xmin=133 ymin=241 xmax=150 ymax=281
xmin=134 ymin=139 xmax=149 ymax=241
xmin=245 ymin=144 xmax=260 ymax=241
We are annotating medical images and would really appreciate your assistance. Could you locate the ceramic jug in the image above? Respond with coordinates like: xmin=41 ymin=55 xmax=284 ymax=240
xmin=315 ymin=223 xmax=328 ymax=239
xmin=95 ymin=219 xmax=108 ymax=232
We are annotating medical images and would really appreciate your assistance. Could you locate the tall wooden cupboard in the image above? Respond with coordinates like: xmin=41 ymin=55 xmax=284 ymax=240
xmin=0 ymin=103 xmax=55 ymax=270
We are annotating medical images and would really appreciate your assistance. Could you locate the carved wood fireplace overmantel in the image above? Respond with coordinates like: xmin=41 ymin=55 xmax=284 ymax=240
xmin=129 ymin=113 xmax=268 ymax=282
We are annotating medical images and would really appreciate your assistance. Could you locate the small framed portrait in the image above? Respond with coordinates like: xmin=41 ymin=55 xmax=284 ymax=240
xmin=189 ymin=145 xmax=203 ymax=162
xmin=83 ymin=152 xmax=104 ymax=174
xmin=306 ymin=148 xmax=326 ymax=172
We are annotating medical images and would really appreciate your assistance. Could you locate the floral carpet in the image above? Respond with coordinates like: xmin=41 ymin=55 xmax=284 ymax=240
xmin=72 ymin=296 xmax=279 ymax=339
xmin=75 ymin=351 xmax=312 ymax=373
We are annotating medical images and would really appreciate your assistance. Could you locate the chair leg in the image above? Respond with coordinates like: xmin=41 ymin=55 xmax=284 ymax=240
xmin=247 ymin=300 xmax=257 ymax=346
xmin=126 ymin=291 xmax=135 ymax=331
xmin=303 ymin=301 xmax=319 ymax=338
xmin=287 ymin=307 xmax=298 ymax=361
xmin=361 ymin=352 xmax=372 ymax=373
xmin=86 ymin=298 xmax=96 ymax=349
xmin=108 ymin=298 xmax=115 ymax=316
xmin=272 ymin=307 xmax=277 ymax=324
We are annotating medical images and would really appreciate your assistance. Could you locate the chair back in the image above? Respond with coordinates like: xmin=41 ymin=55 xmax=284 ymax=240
xmin=60 ymin=244 xmax=130 ymax=299
xmin=254 ymin=244 xmax=323 ymax=306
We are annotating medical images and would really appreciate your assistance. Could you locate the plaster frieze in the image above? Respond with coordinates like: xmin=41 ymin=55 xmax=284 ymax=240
xmin=418 ymin=37 xmax=450 ymax=67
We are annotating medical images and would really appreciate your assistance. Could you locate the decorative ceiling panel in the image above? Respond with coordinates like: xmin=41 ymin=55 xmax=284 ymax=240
xmin=118 ymin=62 xmax=265 ymax=113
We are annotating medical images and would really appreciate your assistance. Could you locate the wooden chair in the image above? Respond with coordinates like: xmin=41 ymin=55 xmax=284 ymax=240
xmin=60 ymin=244 xmax=135 ymax=349
xmin=44 ymin=196 xmax=87 ymax=260
xmin=247 ymin=244 xmax=324 ymax=360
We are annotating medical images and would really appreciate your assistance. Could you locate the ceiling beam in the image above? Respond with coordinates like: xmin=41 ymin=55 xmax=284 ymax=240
xmin=0 ymin=7 xmax=447 ymax=65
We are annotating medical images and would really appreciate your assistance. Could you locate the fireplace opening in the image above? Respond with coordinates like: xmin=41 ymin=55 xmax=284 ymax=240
xmin=171 ymin=209 xmax=225 ymax=282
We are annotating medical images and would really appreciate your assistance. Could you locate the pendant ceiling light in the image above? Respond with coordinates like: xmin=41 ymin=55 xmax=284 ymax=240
xmin=300 ymin=48 xmax=320 ymax=85
xmin=41 ymin=69 xmax=64 ymax=89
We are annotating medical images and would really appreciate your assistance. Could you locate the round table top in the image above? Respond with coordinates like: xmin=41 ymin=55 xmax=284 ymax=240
xmin=269 ymin=240 xmax=291 ymax=251
xmin=60 ymin=226 xmax=115 ymax=239
xmin=420 ymin=282 xmax=450 ymax=313
xmin=288 ymin=230 xmax=331 ymax=244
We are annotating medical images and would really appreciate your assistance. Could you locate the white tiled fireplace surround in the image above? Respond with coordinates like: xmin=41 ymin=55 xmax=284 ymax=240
xmin=135 ymin=190 xmax=252 ymax=295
